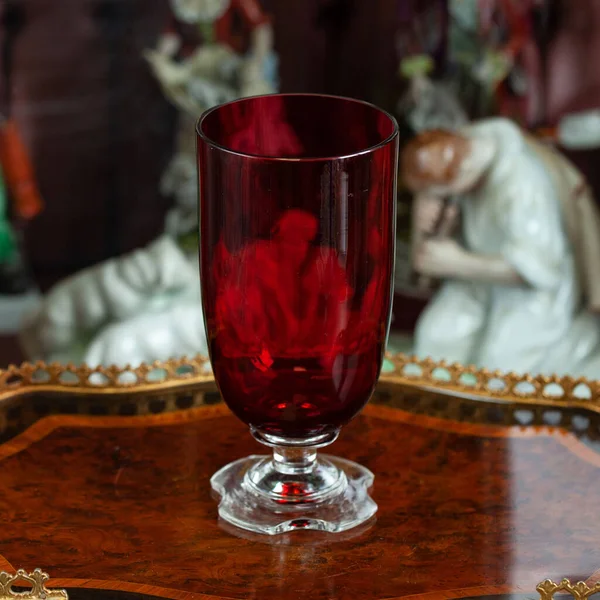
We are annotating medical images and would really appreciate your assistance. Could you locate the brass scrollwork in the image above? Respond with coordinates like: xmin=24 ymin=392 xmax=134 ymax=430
xmin=0 ymin=570 xmax=67 ymax=600
xmin=538 ymin=579 xmax=600 ymax=600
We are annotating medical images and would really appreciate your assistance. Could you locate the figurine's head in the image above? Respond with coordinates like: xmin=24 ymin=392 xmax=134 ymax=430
xmin=401 ymin=128 xmax=496 ymax=196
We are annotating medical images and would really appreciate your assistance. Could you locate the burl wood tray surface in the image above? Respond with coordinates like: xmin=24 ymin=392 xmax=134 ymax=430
xmin=0 ymin=355 xmax=599 ymax=600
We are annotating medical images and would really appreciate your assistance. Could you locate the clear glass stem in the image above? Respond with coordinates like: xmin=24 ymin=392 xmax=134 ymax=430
xmin=272 ymin=446 xmax=317 ymax=476
xmin=244 ymin=432 xmax=346 ymax=505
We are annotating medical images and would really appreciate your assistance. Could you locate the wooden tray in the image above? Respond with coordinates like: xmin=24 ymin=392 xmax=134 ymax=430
xmin=0 ymin=355 xmax=598 ymax=600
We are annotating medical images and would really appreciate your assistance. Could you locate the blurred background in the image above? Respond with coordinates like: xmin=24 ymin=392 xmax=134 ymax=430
xmin=2 ymin=0 xmax=600 ymax=372
xmin=2 ymin=0 xmax=400 ymax=283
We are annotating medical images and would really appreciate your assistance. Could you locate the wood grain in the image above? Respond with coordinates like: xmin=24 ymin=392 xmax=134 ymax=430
xmin=0 ymin=403 xmax=599 ymax=600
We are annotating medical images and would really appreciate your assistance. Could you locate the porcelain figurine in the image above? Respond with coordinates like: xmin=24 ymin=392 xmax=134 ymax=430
xmin=401 ymin=117 xmax=600 ymax=378
xmin=19 ymin=235 xmax=207 ymax=367
xmin=145 ymin=0 xmax=276 ymax=238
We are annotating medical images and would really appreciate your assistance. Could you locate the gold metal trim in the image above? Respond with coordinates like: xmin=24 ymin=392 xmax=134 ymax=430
xmin=538 ymin=579 xmax=600 ymax=600
xmin=381 ymin=354 xmax=600 ymax=407
xmin=0 ymin=570 xmax=67 ymax=599
xmin=0 ymin=353 xmax=598 ymax=407
xmin=0 ymin=356 xmax=213 ymax=400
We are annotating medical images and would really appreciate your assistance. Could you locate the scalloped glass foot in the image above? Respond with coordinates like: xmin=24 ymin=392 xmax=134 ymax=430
xmin=211 ymin=454 xmax=377 ymax=535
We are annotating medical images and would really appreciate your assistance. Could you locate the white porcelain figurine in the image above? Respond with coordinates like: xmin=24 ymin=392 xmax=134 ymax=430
xmin=19 ymin=236 xmax=207 ymax=367
xmin=401 ymin=117 xmax=600 ymax=378
xmin=145 ymin=0 xmax=276 ymax=237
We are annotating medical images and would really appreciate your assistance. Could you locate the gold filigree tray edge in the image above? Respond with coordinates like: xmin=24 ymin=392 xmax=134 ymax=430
xmin=0 ymin=353 xmax=597 ymax=410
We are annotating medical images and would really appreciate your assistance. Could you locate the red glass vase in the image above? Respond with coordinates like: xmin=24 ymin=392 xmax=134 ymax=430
xmin=198 ymin=93 xmax=398 ymax=534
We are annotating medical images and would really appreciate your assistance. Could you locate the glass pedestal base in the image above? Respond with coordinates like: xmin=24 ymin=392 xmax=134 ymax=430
xmin=211 ymin=454 xmax=377 ymax=535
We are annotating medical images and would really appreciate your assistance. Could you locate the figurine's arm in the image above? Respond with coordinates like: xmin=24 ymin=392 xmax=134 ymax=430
xmin=156 ymin=33 xmax=181 ymax=57
xmin=233 ymin=0 xmax=274 ymax=95
xmin=412 ymin=193 xmax=447 ymax=238
xmin=234 ymin=0 xmax=272 ymax=63
xmin=155 ymin=14 xmax=182 ymax=57
xmin=415 ymin=238 xmax=523 ymax=285
xmin=411 ymin=192 xmax=459 ymax=253
xmin=249 ymin=21 xmax=273 ymax=62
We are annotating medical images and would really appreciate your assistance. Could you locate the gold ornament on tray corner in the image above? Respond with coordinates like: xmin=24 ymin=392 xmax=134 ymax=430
xmin=0 ymin=570 xmax=67 ymax=600
xmin=538 ymin=579 xmax=600 ymax=600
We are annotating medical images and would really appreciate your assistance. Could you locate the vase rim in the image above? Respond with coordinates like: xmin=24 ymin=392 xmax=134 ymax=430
xmin=196 ymin=92 xmax=399 ymax=162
